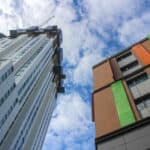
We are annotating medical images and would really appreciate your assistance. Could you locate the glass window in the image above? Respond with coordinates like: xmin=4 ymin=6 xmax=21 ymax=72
xmin=0 ymin=97 xmax=4 ymax=106
xmin=10 ymin=86 xmax=13 ymax=92
xmin=2 ymin=74 xmax=5 ymax=81
xmin=11 ymin=66 xmax=14 ymax=72
xmin=145 ymin=99 xmax=150 ymax=107
xmin=117 ymin=51 xmax=132 ymax=62
xmin=4 ymin=93 xmax=8 ymax=99
xmin=120 ymin=61 xmax=139 ymax=72
xmin=7 ymin=90 xmax=9 ymax=97
xmin=4 ymin=72 xmax=7 ymax=79
xmin=13 ymin=83 xmax=16 ymax=88
xmin=8 ymin=68 xmax=11 ymax=75
xmin=137 ymin=97 xmax=150 ymax=118
xmin=127 ymin=73 xmax=148 ymax=88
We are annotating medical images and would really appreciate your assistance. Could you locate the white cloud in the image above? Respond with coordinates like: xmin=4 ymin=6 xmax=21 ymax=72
xmin=83 ymin=0 xmax=141 ymax=29
xmin=118 ymin=11 xmax=150 ymax=46
xmin=21 ymin=0 xmax=56 ymax=27
xmin=43 ymin=93 xmax=95 ymax=150
xmin=0 ymin=0 xmax=150 ymax=150
xmin=73 ymin=54 xmax=104 ymax=86
xmin=0 ymin=0 xmax=25 ymax=34
xmin=51 ymin=93 xmax=91 ymax=131
xmin=0 ymin=0 xmax=14 ymax=15
xmin=0 ymin=0 xmax=106 ymax=66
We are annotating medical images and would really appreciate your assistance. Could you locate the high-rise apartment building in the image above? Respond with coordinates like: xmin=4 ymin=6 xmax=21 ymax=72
xmin=0 ymin=26 xmax=65 ymax=150
xmin=92 ymin=36 xmax=150 ymax=150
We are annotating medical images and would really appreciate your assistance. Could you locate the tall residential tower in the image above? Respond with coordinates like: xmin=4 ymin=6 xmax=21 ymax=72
xmin=92 ymin=36 xmax=150 ymax=150
xmin=0 ymin=26 xmax=65 ymax=150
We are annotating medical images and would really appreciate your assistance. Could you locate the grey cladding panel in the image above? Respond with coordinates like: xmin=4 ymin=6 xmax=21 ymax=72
xmin=111 ymin=144 xmax=126 ymax=150
xmin=124 ymin=124 xmax=150 ymax=143
xmin=126 ymin=134 xmax=150 ymax=150
xmin=97 ymin=136 xmax=124 ymax=150
xmin=97 ymin=124 xmax=150 ymax=150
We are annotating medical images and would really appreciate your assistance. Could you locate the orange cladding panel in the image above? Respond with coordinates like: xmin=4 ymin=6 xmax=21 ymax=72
xmin=93 ymin=87 xmax=120 ymax=138
xmin=132 ymin=44 xmax=150 ymax=65
xmin=93 ymin=61 xmax=114 ymax=90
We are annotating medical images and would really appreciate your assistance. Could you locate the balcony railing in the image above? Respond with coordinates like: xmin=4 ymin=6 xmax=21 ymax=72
xmin=130 ymin=78 xmax=150 ymax=99
xmin=118 ymin=55 xmax=137 ymax=68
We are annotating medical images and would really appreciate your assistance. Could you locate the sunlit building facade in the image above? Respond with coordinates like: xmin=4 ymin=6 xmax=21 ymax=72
xmin=92 ymin=36 xmax=150 ymax=150
xmin=0 ymin=26 xmax=65 ymax=150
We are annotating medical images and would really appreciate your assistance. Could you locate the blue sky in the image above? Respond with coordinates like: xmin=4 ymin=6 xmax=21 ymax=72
xmin=0 ymin=0 xmax=150 ymax=150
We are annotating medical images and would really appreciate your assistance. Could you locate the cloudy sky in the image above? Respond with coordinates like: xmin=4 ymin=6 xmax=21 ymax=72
xmin=0 ymin=0 xmax=150 ymax=149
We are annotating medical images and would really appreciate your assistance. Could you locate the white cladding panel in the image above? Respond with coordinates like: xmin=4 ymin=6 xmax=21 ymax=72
xmin=0 ymin=31 xmax=61 ymax=150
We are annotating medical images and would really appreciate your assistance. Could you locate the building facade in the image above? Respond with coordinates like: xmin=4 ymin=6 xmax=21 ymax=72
xmin=92 ymin=36 xmax=150 ymax=150
xmin=0 ymin=26 xmax=65 ymax=150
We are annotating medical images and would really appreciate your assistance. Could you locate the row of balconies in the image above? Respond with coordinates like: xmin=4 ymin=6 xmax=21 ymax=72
xmin=9 ymin=27 xmax=65 ymax=93
xmin=130 ymin=78 xmax=150 ymax=100
xmin=52 ymin=47 xmax=65 ymax=93
xmin=118 ymin=54 xmax=137 ymax=68
xmin=117 ymin=51 xmax=142 ymax=76
xmin=118 ymin=50 xmax=150 ymax=118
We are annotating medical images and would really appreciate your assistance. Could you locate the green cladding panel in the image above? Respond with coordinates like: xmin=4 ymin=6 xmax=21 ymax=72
xmin=111 ymin=81 xmax=135 ymax=127
xmin=147 ymin=35 xmax=150 ymax=40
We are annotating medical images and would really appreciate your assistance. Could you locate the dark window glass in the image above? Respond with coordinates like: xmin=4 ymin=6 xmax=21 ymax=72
xmin=11 ymin=66 xmax=14 ymax=72
xmin=8 ymin=90 xmax=10 ymax=96
xmin=4 ymin=72 xmax=7 ymax=79
xmin=120 ymin=61 xmax=139 ymax=72
xmin=4 ymin=93 xmax=8 ymax=99
xmin=2 ymin=74 xmax=5 ymax=81
xmin=13 ymin=83 xmax=16 ymax=88
xmin=117 ymin=51 xmax=132 ymax=62
xmin=127 ymin=73 xmax=148 ymax=87
xmin=0 ymin=98 xmax=4 ymax=106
